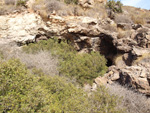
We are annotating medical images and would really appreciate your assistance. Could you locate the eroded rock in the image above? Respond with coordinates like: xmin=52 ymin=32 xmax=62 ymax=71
xmin=0 ymin=12 xmax=46 ymax=44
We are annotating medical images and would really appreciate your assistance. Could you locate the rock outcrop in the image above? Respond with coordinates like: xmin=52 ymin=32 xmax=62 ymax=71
xmin=0 ymin=11 xmax=45 ymax=45
xmin=95 ymin=48 xmax=150 ymax=95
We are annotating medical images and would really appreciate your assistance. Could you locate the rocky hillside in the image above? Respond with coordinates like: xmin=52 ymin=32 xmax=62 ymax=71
xmin=1 ymin=0 xmax=150 ymax=112
xmin=1 ymin=0 xmax=150 ymax=96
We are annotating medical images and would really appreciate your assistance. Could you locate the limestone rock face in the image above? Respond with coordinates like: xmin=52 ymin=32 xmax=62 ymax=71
xmin=0 ymin=12 xmax=46 ymax=45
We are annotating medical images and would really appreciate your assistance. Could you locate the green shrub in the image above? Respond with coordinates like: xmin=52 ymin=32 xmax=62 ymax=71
xmin=23 ymin=38 xmax=108 ymax=85
xmin=17 ymin=0 xmax=27 ymax=6
xmin=0 ymin=59 xmax=124 ymax=112
xmin=60 ymin=52 xmax=107 ymax=85
xmin=0 ymin=51 xmax=4 ymax=59
xmin=0 ymin=59 xmax=37 ymax=112
xmin=5 ymin=0 xmax=28 ymax=6
xmin=106 ymin=0 xmax=123 ymax=13
xmin=89 ymin=86 xmax=125 ymax=113
xmin=64 ymin=0 xmax=78 ymax=5
xmin=0 ymin=59 xmax=89 ymax=112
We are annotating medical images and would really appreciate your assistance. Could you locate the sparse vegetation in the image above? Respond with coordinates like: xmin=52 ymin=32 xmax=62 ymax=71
xmin=64 ymin=0 xmax=78 ymax=5
xmin=4 ymin=0 xmax=28 ymax=6
xmin=114 ymin=14 xmax=133 ymax=24
xmin=131 ymin=15 xmax=145 ymax=25
xmin=106 ymin=0 xmax=123 ymax=13
xmin=117 ymin=29 xmax=132 ymax=39
xmin=133 ymin=53 xmax=150 ymax=65
xmin=45 ymin=0 xmax=63 ymax=12
xmin=4 ymin=0 xmax=16 ymax=5
xmin=30 ymin=0 xmax=108 ymax=18
xmin=1 ymin=0 xmax=108 ymax=18
xmin=0 ymin=4 xmax=17 ymax=15
xmin=0 ymin=0 xmax=28 ymax=15
xmin=122 ymin=6 xmax=150 ymax=25
xmin=0 ymin=50 xmax=4 ymax=59
xmin=16 ymin=0 xmax=27 ymax=6
xmin=107 ymin=83 xmax=150 ymax=113
xmin=102 ymin=24 xmax=117 ymax=32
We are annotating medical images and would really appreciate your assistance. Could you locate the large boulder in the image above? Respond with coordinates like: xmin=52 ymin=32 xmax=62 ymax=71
xmin=95 ymin=64 xmax=150 ymax=96
xmin=119 ymin=66 xmax=150 ymax=95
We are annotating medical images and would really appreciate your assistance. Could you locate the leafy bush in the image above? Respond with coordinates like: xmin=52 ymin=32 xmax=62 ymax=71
xmin=23 ymin=38 xmax=108 ymax=85
xmin=17 ymin=0 xmax=28 ymax=6
xmin=0 ymin=59 xmax=124 ymax=112
xmin=0 ymin=51 xmax=4 ymax=59
xmin=60 ymin=52 xmax=107 ymax=85
xmin=0 ymin=59 xmax=88 ymax=112
xmin=106 ymin=0 xmax=123 ymax=13
xmin=4 ymin=0 xmax=27 ymax=6
xmin=89 ymin=87 xmax=125 ymax=113
xmin=64 ymin=0 xmax=78 ymax=5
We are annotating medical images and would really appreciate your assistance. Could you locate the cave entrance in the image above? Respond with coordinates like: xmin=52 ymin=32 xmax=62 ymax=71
xmin=99 ymin=33 xmax=118 ymax=66
xmin=107 ymin=58 xmax=113 ymax=67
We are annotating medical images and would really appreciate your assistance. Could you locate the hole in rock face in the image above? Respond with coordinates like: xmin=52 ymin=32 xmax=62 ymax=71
xmin=99 ymin=33 xmax=118 ymax=66
xmin=107 ymin=58 xmax=113 ymax=67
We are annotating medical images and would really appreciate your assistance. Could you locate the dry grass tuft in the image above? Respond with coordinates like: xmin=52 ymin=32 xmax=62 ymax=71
xmin=0 ymin=4 xmax=17 ymax=15
xmin=0 ymin=0 xmax=27 ymax=15
xmin=15 ymin=51 xmax=59 ymax=76
xmin=133 ymin=53 xmax=150 ymax=65
xmin=114 ymin=14 xmax=133 ymax=24
xmin=4 ymin=0 xmax=16 ymax=5
xmin=31 ymin=0 xmax=107 ymax=18
xmin=0 ymin=44 xmax=59 ymax=76
xmin=117 ymin=29 xmax=132 ymax=39
xmin=131 ymin=15 xmax=145 ymax=25
xmin=107 ymin=83 xmax=150 ymax=113
xmin=102 ymin=24 xmax=117 ymax=32
xmin=123 ymin=6 xmax=150 ymax=25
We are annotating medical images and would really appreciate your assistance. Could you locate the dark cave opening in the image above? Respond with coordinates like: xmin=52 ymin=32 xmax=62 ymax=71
xmin=107 ymin=58 xmax=113 ymax=67
xmin=99 ymin=33 xmax=118 ymax=67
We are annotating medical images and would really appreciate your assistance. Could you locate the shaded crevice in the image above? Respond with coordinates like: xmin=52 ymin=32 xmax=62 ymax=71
xmin=35 ymin=34 xmax=50 ymax=42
